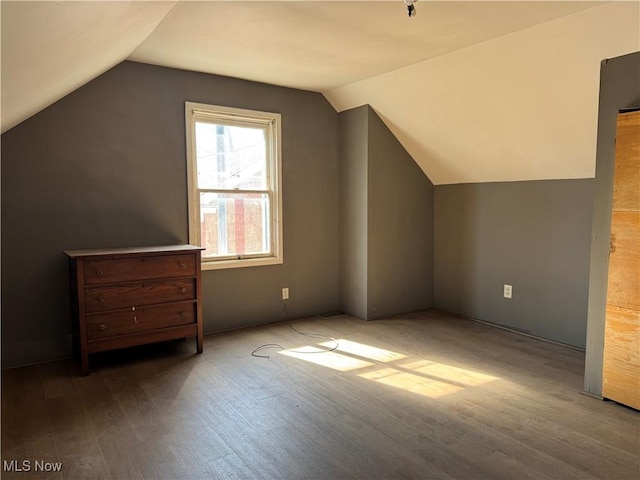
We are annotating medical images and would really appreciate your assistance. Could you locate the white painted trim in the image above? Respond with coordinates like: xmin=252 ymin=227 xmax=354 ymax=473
xmin=201 ymin=256 xmax=283 ymax=271
xmin=185 ymin=103 xmax=201 ymax=248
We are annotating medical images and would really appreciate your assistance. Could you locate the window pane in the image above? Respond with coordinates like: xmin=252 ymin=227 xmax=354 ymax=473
xmin=195 ymin=122 xmax=267 ymax=190
xmin=200 ymin=192 xmax=271 ymax=258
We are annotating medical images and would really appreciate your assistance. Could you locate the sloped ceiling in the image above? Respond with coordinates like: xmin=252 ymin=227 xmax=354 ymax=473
xmin=0 ymin=1 xmax=177 ymax=134
xmin=326 ymin=2 xmax=640 ymax=183
xmin=2 ymin=1 xmax=639 ymax=184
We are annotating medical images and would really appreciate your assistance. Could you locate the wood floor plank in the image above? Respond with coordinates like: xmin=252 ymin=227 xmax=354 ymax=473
xmin=96 ymin=425 xmax=153 ymax=479
xmin=280 ymin=377 xmax=459 ymax=479
xmin=1 ymin=365 xmax=62 ymax=480
xmin=74 ymin=371 xmax=130 ymax=436
xmin=454 ymin=397 xmax=634 ymax=480
xmin=194 ymin=453 xmax=258 ymax=480
xmin=2 ymin=310 xmax=639 ymax=479
xmin=46 ymin=394 xmax=110 ymax=479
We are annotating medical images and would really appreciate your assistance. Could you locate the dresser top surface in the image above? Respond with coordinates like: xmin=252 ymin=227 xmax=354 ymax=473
xmin=63 ymin=244 xmax=204 ymax=259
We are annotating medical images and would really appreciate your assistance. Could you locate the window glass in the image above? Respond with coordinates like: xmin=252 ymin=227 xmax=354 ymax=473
xmin=195 ymin=122 xmax=267 ymax=190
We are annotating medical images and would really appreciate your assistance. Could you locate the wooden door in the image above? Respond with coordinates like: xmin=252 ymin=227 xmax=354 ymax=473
xmin=602 ymin=110 xmax=640 ymax=410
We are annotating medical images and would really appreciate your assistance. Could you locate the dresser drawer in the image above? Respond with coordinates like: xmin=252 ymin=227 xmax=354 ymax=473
xmin=83 ymin=254 xmax=196 ymax=284
xmin=84 ymin=278 xmax=196 ymax=313
xmin=86 ymin=302 xmax=196 ymax=340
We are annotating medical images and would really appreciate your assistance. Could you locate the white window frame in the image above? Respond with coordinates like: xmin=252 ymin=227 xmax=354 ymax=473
xmin=185 ymin=102 xmax=283 ymax=270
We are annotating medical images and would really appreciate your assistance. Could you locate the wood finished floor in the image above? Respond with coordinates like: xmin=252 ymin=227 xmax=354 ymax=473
xmin=2 ymin=310 xmax=639 ymax=480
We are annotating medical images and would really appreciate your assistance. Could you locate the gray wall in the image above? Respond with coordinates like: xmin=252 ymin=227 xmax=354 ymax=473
xmin=434 ymin=179 xmax=594 ymax=347
xmin=584 ymin=51 xmax=640 ymax=395
xmin=338 ymin=105 xmax=434 ymax=320
xmin=1 ymin=61 xmax=340 ymax=367
xmin=3 ymin=57 xmax=613 ymax=368
xmin=367 ymin=108 xmax=434 ymax=319
xmin=338 ymin=107 xmax=369 ymax=319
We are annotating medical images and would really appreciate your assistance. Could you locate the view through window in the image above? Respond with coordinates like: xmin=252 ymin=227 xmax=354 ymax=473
xmin=186 ymin=103 xmax=282 ymax=269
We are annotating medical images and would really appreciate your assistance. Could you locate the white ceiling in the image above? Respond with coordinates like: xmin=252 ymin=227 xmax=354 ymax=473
xmin=2 ymin=1 xmax=638 ymax=184
xmin=128 ymin=1 xmax=599 ymax=92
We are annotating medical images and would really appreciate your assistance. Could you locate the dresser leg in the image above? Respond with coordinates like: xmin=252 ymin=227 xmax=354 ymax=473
xmin=196 ymin=334 xmax=203 ymax=354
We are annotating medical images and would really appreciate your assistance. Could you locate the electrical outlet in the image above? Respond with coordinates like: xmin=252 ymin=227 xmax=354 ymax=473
xmin=503 ymin=284 xmax=512 ymax=299
xmin=282 ymin=287 xmax=289 ymax=300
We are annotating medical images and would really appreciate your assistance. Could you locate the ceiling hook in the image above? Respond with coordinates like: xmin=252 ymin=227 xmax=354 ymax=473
xmin=404 ymin=0 xmax=417 ymax=18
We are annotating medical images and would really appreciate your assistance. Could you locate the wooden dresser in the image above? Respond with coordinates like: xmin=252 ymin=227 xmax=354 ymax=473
xmin=64 ymin=245 xmax=204 ymax=375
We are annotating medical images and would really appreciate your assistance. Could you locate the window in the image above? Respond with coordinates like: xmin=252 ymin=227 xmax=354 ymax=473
xmin=185 ymin=102 xmax=282 ymax=269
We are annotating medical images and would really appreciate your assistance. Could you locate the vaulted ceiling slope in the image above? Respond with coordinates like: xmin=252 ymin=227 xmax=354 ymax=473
xmin=327 ymin=2 xmax=640 ymax=184
xmin=2 ymin=1 xmax=639 ymax=184
xmin=0 ymin=1 xmax=177 ymax=134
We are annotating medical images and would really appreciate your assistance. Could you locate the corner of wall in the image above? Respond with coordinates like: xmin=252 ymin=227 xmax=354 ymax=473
xmin=338 ymin=104 xmax=434 ymax=320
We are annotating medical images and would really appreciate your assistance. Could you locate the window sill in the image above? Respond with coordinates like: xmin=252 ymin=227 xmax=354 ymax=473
xmin=201 ymin=256 xmax=283 ymax=271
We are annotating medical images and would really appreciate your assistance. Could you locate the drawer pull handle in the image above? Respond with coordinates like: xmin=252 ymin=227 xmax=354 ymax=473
xmin=134 ymin=316 xmax=138 ymax=324
xmin=179 ymin=263 xmax=188 ymax=269
xmin=99 ymin=324 xmax=106 ymax=331
xmin=180 ymin=287 xmax=187 ymax=293
xmin=96 ymin=269 xmax=104 ymax=276
xmin=180 ymin=312 xmax=189 ymax=317
xmin=98 ymin=297 xmax=105 ymax=303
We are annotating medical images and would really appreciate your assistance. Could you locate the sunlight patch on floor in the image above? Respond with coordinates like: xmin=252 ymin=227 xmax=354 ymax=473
xmin=358 ymin=367 xmax=465 ymax=398
xmin=320 ymin=339 xmax=407 ymax=363
xmin=399 ymin=359 xmax=498 ymax=387
xmin=278 ymin=347 xmax=374 ymax=371
xmin=277 ymin=338 xmax=500 ymax=397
